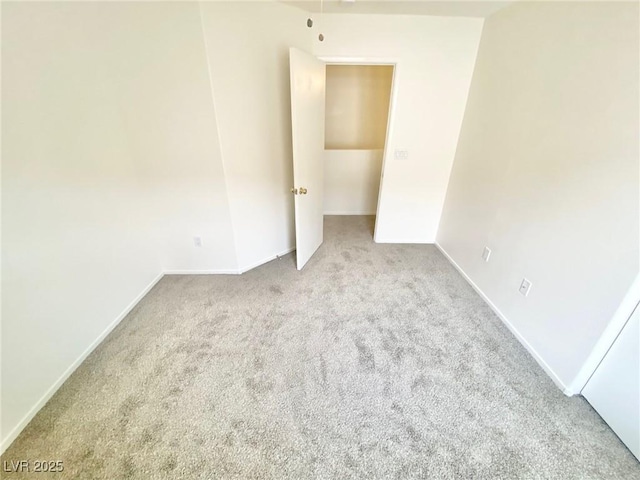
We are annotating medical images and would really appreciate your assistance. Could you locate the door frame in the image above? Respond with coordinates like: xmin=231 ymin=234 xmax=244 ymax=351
xmin=319 ymin=56 xmax=400 ymax=243
xmin=569 ymin=273 xmax=640 ymax=395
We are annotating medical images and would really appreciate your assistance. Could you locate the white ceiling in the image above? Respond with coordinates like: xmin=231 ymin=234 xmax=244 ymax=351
xmin=282 ymin=0 xmax=515 ymax=18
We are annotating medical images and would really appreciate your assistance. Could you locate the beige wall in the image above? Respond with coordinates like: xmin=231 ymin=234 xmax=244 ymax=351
xmin=199 ymin=2 xmax=310 ymax=271
xmin=324 ymin=150 xmax=383 ymax=215
xmin=1 ymin=0 xmax=314 ymax=451
xmin=1 ymin=5 xmax=483 ymax=450
xmin=325 ymin=65 xmax=393 ymax=150
xmin=324 ymin=65 xmax=391 ymax=215
xmin=1 ymin=1 xmax=237 ymax=450
xmin=437 ymin=1 xmax=639 ymax=390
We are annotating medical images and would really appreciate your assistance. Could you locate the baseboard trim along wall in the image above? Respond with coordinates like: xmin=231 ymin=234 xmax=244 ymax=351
xmin=0 ymin=247 xmax=295 ymax=454
xmin=164 ymin=248 xmax=296 ymax=276
xmin=2 ymin=245 xmax=300 ymax=454
xmin=435 ymin=243 xmax=574 ymax=396
xmin=0 ymin=272 xmax=165 ymax=454
xmin=374 ymin=238 xmax=433 ymax=244
xmin=163 ymin=269 xmax=241 ymax=275
xmin=324 ymin=211 xmax=377 ymax=216
xmin=238 ymin=247 xmax=296 ymax=274
xmin=11 ymin=240 xmax=581 ymax=454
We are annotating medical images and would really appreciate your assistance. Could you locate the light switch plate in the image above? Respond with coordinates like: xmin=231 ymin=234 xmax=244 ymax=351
xmin=394 ymin=149 xmax=409 ymax=160
xmin=519 ymin=278 xmax=532 ymax=297
xmin=482 ymin=247 xmax=491 ymax=262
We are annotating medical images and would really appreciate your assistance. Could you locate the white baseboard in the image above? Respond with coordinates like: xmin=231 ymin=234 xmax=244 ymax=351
xmin=323 ymin=211 xmax=376 ymax=216
xmin=163 ymin=269 xmax=240 ymax=275
xmin=238 ymin=247 xmax=295 ymax=274
xmin=435 ymin=242 xmax=573 ymax=396
xmin=374 ymin=238 xmax=433 ymax=244
xmin=0 ymin=272 xmax=165 ymax=454
xmin=0 ymin=244 xmax=299 ymax=454
xmin=163 ymin=247 xmax=296 ymax=276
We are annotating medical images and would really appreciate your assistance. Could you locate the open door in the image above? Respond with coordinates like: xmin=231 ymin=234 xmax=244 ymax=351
xmin=289 ymin=47 xmax=325 ymax=270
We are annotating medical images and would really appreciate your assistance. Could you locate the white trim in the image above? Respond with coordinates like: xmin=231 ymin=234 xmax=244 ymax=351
xmin=569 ymin=274 xmax=640 ymax=394
xmin=238 ymin=247 xmax=296 ymax=274
xmin=0 ymin=243 xmax=299 ymax=454
xmin=323 ymin=211 xmax=377 ymax=216
xmin=319 ymin=56 xmax=400 ymax=65
xmin=164 ymin=248 xmax=297 ymax=276
xmin=164 ymin=269 xmax=241 ymax=275
xmin=0 ymin=272 xmax=165 ymax=454
xmin=375 ymin=238 xmax=433 ymax=244
xmin=435 ymin=242 xmax=572 ymax=395
xmin=162 ymin=248 xmax=297 ymax=276
xmin=375 ymin=61 xmax=399 ymax=243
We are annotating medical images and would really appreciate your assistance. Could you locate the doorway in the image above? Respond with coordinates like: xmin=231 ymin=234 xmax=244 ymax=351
xmin=289 ymin=49 xmax=397 ymax=270
xmin=323 ymin=64 xmax=394 ymax=238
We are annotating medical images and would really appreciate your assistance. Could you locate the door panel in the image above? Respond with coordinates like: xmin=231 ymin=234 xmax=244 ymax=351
xmin=583 ymin=302 xmax=640 ymax=460
xmin=289 ymin=47 xmax=325 ymax=270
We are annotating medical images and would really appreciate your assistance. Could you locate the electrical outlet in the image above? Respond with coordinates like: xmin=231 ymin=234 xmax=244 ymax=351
xmin=519 ymin=278 xmax=532 ymax=297
xmin=482 ymin=247 xmax=491 ymax=262
xmin=193 ymin=236 xmax=203 ymax=247
xmin=394 ymin=149 xmax=409 ymax=160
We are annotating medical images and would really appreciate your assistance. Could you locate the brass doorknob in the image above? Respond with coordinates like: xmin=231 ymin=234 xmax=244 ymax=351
xmin=299 ymin=187 xmax=308 ymax=195
xmin=290 ymin=187 xmax=298 ymax=195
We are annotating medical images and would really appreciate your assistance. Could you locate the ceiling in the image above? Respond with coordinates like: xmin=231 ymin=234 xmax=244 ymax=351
xmin=282 ymin=1 xmax=515 ymax=18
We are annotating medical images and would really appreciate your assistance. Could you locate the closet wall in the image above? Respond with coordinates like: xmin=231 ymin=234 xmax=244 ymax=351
xmin=324 ymin=65 xmax=392 ymax=215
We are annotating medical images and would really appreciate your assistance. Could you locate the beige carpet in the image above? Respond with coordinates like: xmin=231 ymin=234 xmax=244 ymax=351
xmin=2 ymin=216 xmax=638 ymax=479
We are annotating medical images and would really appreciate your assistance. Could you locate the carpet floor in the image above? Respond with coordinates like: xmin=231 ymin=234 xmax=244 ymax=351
xmin=2 ymin=216 xmax=639 ymax=479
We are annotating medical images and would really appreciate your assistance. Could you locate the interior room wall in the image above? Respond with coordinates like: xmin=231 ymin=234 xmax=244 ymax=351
xmin=325 ymin=65 xmax=392 ymax=150
xmin=324 ymin=65 xmax=391 ymax=216
xmin=116 ymin=3 xmax=238 ymax=274
xmin=324 ymin=150 xmax=383 ymax=215
xmin=199 ymin=2 xmax=312 ymax=272
xmin=314 ymin=14 xmax=484 ymax=242
xmin=1 ymin=1 xmax=237 ymax=450
xmin=437 ymin=1 xmax=639 ymax=391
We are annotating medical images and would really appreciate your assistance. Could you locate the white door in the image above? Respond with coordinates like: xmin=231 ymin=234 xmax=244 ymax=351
xmin=289 ymin=47 xmax=325 ymax=270
xmin=583 ymin=301 xmax=640 ymax=460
